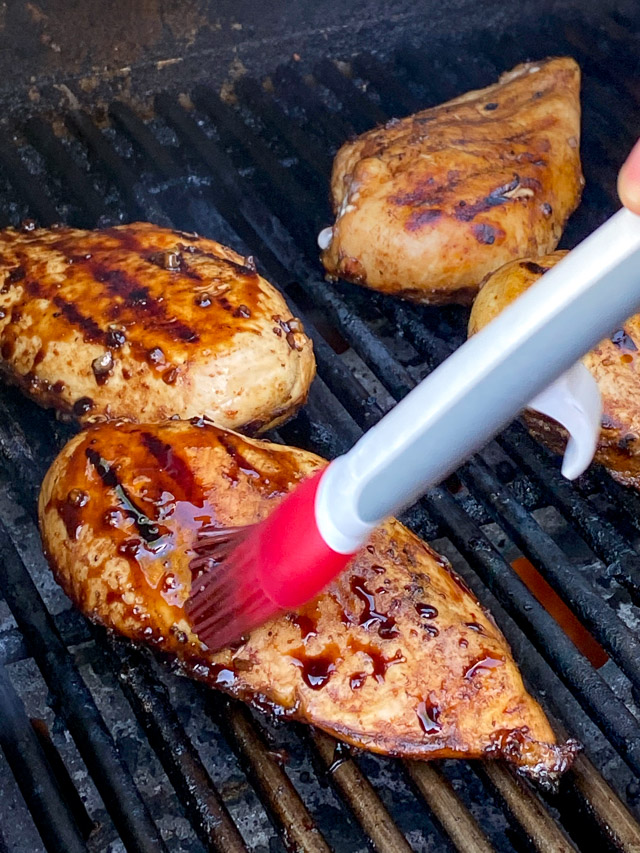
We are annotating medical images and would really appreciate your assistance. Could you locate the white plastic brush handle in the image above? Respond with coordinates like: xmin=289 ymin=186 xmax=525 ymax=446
xmin=317 ymin=207 xmax=640 ymax=554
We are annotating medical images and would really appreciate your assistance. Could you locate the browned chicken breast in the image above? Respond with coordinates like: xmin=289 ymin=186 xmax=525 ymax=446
xmin=39 ymin=420 xmax=577 ymax=781
xmin=0 ymin=222 xmax=315 ymax=432
xmin=469 ymin=251 xmax=640 ymax=488
xmin=320 ymin=57 xmax=583 ymax=304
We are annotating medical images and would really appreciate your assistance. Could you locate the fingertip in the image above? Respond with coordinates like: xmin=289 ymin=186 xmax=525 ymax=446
xmin=619 ymin=139 xmax=640 ymax=214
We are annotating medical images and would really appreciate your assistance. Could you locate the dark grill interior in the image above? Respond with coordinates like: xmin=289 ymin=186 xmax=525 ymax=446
xmin=2 ymin=5 xmax=640 ymax=852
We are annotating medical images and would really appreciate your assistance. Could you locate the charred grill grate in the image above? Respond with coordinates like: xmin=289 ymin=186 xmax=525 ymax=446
xmin=2 ymin=7 xmax=640 ymax=853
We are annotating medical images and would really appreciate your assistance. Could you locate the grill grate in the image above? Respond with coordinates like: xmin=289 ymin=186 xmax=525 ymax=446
xmin=2 ymin=7 xmax=640 ymax=853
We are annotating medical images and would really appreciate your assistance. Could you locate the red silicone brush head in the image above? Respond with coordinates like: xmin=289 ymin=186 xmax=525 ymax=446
xmin=186 ymin=470 xmax=355 ymax=651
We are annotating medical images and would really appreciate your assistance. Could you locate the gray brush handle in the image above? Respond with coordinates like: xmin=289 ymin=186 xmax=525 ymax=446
xmin=316 ymin=208 xmax=640 ymax=553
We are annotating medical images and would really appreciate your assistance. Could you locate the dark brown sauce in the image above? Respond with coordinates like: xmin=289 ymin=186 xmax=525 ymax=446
xmin=217 ymin=433 xmax=263 ymax=483
xmin=349 ymin=672 xmax=367 ymax=690
xmin=56 ymin=488 xmax=90 ymax=540
xmin=464 ymin=655 xmax=504 ymax=679
xmin=7 ymin=266 xmax=25 ymax=284
xmin=347 ymin=638 xmax=404 ymax=684
xmin=415 ymin=603 xmax=438 ymax=619
xmin=162 ymin=367 xmax=179 ymax=385
xmin=289 ymin=608 xmax=318 ymax=642
xmin=465 ymin=622 xmax=485 ymax=633
xmin=290 ymin=645 xmax=340 ymax=690
xmin=86 ymin=447 xmax=166 ymax=543
xmin=52 ymin=294 xmax=105 ymax=343
xmin=73 ymin=397 xmax=94 ymax=416
xmin=180 ymin=244 xmax=258 ymax=278
xmin=141 ymin=432 xmax=200 ymax=505
xmin=349 ymin=576 xmax=399 ymax=639
xmin=106 ymin=327 xmax=126 ymax=348
xmin=521 ymin=261 xmax=550 ymax=276
xmin=416 ymin=700 xmax=441 ymax=734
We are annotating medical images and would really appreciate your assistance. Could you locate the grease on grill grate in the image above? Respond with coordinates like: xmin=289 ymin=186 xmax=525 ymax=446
xmin=2 ymin=9 xmax=640 ymax=853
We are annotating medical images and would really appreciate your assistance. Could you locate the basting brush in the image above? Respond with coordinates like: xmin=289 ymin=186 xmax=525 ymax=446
xmin=187 ymin=207 xmax=640 ymax=651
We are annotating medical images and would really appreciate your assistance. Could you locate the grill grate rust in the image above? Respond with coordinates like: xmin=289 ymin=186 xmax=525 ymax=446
xmin=1 ymin=8 xmax=640 ymax=853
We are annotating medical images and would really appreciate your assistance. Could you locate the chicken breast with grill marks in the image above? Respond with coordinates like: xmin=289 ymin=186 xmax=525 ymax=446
xmin=320 ymin=57 xmax=583 ymax=304
xmin=0 ymin=222 xmax=315 ymax=432
xmin=470 ymin=252 xmax=640 ymax=490
xmin=39 ymin=420 xmax=578 ymax=782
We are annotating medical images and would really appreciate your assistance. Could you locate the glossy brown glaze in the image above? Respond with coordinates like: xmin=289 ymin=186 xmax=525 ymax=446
xmin=321 ymin=57 xmax=583 ymax=305
xmin=469 ymin=251 xmax=640 ymax=490
xmin=39 ymin=420 xmax=578 ymax=780
xmin=0 ymin=222 xmax=315 ymax=431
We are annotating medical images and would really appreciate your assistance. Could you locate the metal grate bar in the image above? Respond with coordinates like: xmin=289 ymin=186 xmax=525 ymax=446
xmin=0 ymin=520 xmax=169 ymax=853
xmin=109 ymin=101 xmax=182 ymax=181
xmin=111 ymin=638 xmax=249 ymax=853
xmin=22 ymin=118 xmax=109 ymax=225
xmin=234 ymin=76 xmax=334 ymax=178
xmin=65 ymin=111 xmax=168 ymax=224
xmin=478 ymin=763 xmax=576 ymax=853
xmin=0 ymin=662 xmax=90 ymax=853
xmin=351 ymin=53 xmax=424 ymax=116
xmin=312 ymin=58 xmax=388 ymax=131
xmin=569 ymin=754 xmax=640 ymax=852
xmin=191 ymin=85 xmax=321 ymax=236
xmin=209 ymin=697 xmax=332 ymax=853
xmin=0 ymin=610 xmax=90 ymax=667
xmin=405 ymin=762 xmax=495 ymax=853
xmin=272 ymin=64 xmax=356 ymax=148
xmin=311 ymin=731 xmax=415 ymax=853
xmin=498 ymin=426 xmax=640 ymax=591
xmin=0 ymin=135 xmax=60 ymax=226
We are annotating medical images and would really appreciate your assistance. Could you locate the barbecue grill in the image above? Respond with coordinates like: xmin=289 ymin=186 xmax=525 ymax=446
xmin=2 ymin=2 xmax=640 ymax=851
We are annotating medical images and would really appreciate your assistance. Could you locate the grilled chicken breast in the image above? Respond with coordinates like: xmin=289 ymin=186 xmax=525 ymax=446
xmin=39 ymin=420 xmax=577 ymax=780
xmin=470 ymin=251 xmax=640 ymax=489
xmin=0 ymin=222 xmax=315 ymax=432
xmin=320 ymin=57 xmax=583 ymax=304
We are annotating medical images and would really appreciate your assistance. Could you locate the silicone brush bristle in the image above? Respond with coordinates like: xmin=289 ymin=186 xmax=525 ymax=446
xmin=186 ymin=522 xmax=279 ymax=651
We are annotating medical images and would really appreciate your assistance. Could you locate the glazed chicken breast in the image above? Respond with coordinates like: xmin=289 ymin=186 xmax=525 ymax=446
xmin=320 ymin=57 xmax=583 ymax=305
xmin=469 ymin=251 xmax=640 ymax=489
xmin=39 ymin=420 xmax=577 ymax=781
xmin=0 ymin=222 xmax=315 ymax=432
